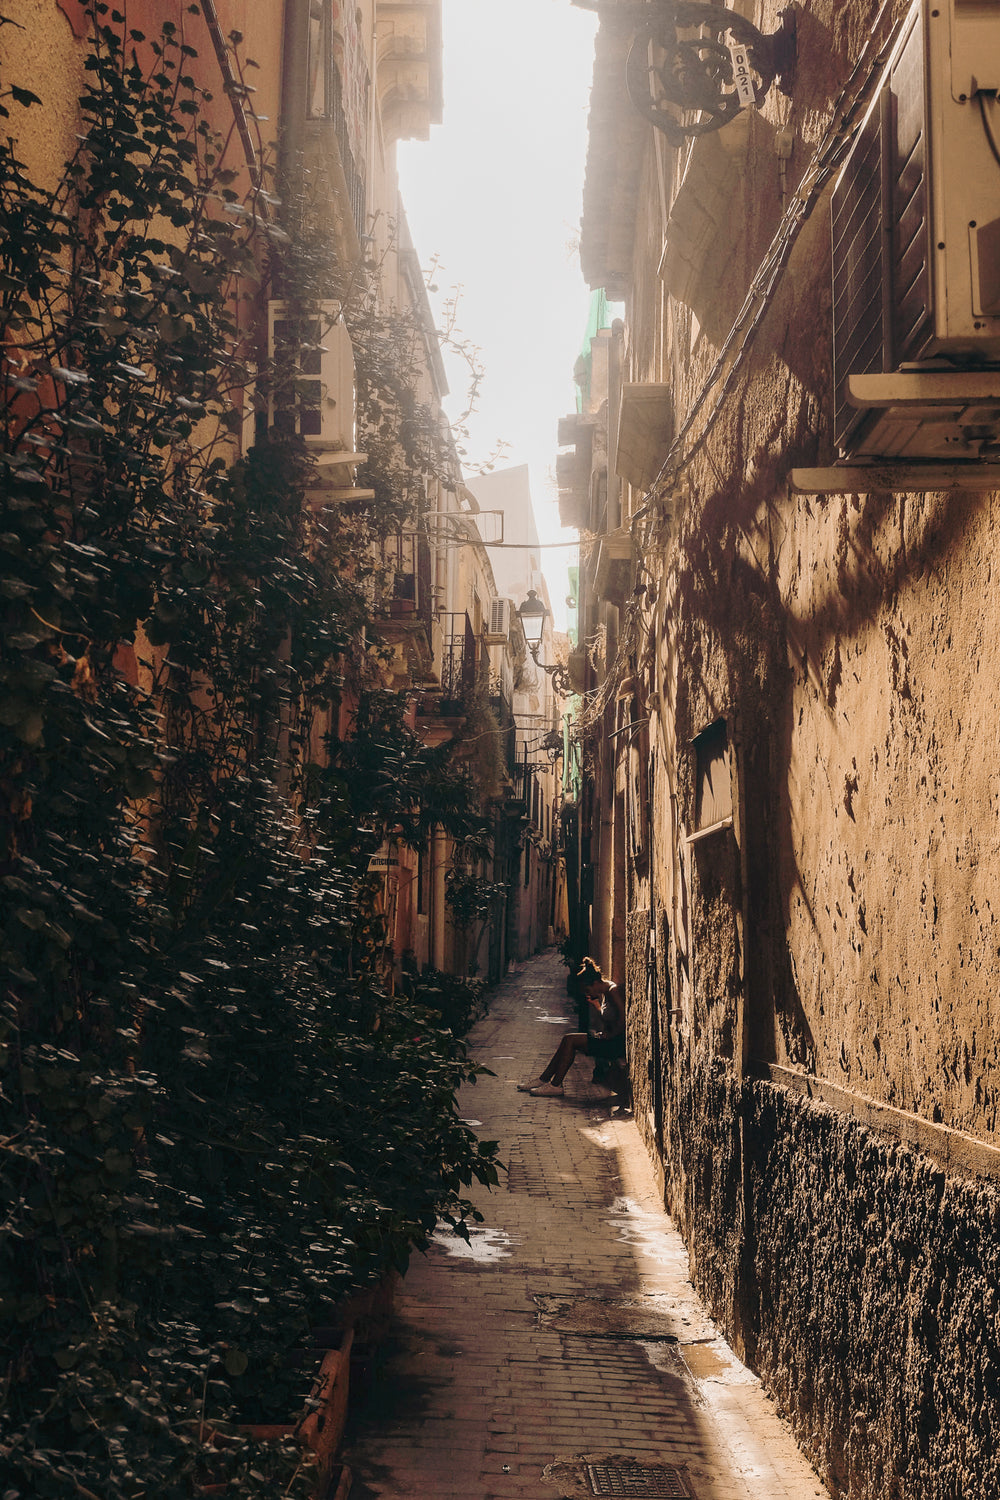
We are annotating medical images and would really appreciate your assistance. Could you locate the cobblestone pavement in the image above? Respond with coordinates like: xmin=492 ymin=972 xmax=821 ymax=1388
xmin=343 ymin=950 xmax=829 ymax=1500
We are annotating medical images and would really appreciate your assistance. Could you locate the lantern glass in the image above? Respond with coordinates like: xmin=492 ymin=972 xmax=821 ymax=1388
xmin=517 ymin=589 xmax=547 ymax=652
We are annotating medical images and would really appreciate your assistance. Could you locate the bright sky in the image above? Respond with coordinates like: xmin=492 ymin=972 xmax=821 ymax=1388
xmin=396 ymin=0 xmax=599 ymax=630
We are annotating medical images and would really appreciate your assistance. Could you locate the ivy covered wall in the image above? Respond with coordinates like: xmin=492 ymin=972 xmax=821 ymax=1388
xmin=0 ymin=10 xmax=499 ymax=1496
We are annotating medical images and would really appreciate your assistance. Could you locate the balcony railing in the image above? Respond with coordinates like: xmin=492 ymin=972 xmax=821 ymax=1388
xmin=438 ymin=612 xmax=476 ymax=714
xmin=490 ymin=689 xmax=517 ymax=778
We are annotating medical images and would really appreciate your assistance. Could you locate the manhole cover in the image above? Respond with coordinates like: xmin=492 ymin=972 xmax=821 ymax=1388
xmin=586 ymin=1462 xmax=695 ymax=1497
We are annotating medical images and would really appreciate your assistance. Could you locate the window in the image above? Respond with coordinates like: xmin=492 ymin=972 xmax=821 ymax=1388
xmin=268 ymin=302 xmax=356 ymax=449
xmin=689 ymin=718 xmax=733 ymax=842
xmin=307 ymin=0 xmax=332 ymax=119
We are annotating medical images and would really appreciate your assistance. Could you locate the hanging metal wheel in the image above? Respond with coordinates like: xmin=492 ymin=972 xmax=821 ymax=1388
xmin=625 ymin=3 xmax=779 ymax=144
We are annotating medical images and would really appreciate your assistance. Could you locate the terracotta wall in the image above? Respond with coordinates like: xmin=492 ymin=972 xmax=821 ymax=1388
xmin=7 ymin=1 xmax=88 ymax=186
xmin=22 ymin=2 xmax=285 ymax=192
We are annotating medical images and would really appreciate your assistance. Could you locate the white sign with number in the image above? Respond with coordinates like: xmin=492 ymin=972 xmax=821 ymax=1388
xmin=728 ymin=43 xmax=757 ymax=107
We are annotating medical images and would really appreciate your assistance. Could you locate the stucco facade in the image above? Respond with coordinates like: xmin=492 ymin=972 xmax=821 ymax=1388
xmin=567 ymin=0 xmax=1000 ymax=1494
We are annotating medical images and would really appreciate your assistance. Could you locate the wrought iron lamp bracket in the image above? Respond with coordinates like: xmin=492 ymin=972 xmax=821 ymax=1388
xmin=530 ymin=647 xmax=574 ymax=699
xmin=623 ymin=2 xmax=797 ymax=146
xmin=542 ymin=729 xmax=565 ymax=762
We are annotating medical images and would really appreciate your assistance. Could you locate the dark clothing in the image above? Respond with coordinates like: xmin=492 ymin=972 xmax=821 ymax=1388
xmin=589 ymin=1030 xmax=627 ymax=1062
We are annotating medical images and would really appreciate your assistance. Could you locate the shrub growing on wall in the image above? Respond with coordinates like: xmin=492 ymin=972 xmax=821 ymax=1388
xmin=0 ymin=10 xmax=497 ymax=1496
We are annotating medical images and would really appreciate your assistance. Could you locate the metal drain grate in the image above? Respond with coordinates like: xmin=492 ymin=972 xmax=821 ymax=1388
xmin=586 ymin=1462 xmax=694 ymax=1497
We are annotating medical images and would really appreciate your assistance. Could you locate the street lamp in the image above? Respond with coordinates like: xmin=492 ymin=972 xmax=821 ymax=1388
xmin=517 ymin=589 xmax=547 ymax=654
xmin=542 ymin=728 xmax=564 ymax=764
xmin=517 ymin=590 xmax=573 ymax=698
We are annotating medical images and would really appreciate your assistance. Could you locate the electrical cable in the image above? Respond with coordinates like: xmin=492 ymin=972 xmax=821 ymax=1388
xmin=582 ymin=0 xmax=906 ymax=719
xmin=979 ymin=90 xmax=1000 ymax=170
xmin=632 ymin=0 xmax=903 ymax=521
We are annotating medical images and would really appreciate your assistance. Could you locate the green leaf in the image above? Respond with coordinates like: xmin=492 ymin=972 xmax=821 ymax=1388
xmin=224 ymin=1347 xmax=249 ymax=1376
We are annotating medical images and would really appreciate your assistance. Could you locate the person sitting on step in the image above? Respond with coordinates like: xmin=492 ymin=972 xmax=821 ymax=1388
xmin=518 ymin=957 xmax=625 ymax=1097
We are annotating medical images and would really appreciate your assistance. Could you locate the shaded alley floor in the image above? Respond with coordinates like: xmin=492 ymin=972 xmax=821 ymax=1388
xmin=343 ymin=950 xmax=829 ymax=1500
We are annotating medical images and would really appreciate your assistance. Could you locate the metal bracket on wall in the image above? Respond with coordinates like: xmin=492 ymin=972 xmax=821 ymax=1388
xmin=795 ymin=370 xmax=1000 ymax=490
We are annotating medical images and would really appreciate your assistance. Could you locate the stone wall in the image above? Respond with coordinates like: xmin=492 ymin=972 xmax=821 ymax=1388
xmin=741 ymin=1081 xmax=1000 ymax=1500
xmin=648 ymin=1053 xmax=1000 ymax=1499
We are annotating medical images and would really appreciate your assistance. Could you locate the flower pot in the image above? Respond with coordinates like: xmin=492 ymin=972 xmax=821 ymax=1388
xmin=193 ymin=1329 xmax=353 ymax=1497
xmin=295 ymin=1327 xmax=354 ymax=1482
xmin=323 ymin=1267 xmax=399 ymax=1348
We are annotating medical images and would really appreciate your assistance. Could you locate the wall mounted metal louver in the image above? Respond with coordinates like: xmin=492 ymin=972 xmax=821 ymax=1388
xmin=621 ymin=2 xmax=797 ymax=145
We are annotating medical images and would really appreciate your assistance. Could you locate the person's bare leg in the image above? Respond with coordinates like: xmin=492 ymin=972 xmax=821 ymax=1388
xmin=542 ymin=1032 xmax=587 ymax=1085
xmin=520 ymin=1033 xmax=589 ymax=1093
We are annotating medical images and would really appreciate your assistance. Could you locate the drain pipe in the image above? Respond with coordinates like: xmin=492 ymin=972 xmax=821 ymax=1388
xmin=279 ymin=0 xmax=309 ymax=241
xmin=431 ymin=827 xmax=447 ymax=970
xmin=199 ymin=0 xmax=263 ymax=196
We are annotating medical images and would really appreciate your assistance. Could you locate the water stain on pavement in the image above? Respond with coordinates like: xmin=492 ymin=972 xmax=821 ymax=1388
xmin=430 ymin=1222 xmax=517 ymax=1263
xmin=532 ymin=1293 xmax=682 ymax=1341
xmin=603 ymin=1195 xmax=680 ymax=1264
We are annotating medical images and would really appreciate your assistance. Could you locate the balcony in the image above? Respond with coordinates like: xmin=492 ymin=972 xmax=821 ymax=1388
xmin=615 ymin=384 xmax=674 ymax=494
xmin=438 ymin=615 xmax=476 ymax=716
xmin=376 ymin=1 xmax=443 ymax=143
xmin=555 ymin=435 xmax=591 ymax=531
xmin=593 ymin=527 xmax=634 ymax=608
xmin=372 ymin=537 xmax=434 ymax=687
xmin=413 ymin=610 xmax=477 ymax=727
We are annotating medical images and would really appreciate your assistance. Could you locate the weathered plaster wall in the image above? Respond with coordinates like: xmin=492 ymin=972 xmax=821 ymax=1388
xmin=642 ymin=360 xmax=1000 ymax=1500
xmin=644 ymin=442 xmax=1000 ymax=1497
xmin=776 ymin=494 xmax=1000 ymax=1140
xmin=5 ymin=3 xmax=284 ymax=199
xmin=5 ymin=1 xmax=86 ymax=189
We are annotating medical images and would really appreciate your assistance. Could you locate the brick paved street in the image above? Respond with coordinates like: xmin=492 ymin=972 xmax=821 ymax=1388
xmin=343 ymin=950 xmax=829 ymax=1500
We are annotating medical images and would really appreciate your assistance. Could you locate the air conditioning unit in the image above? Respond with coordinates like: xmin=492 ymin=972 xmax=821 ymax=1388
xmin=267 ymin=300 xmax=357 ymax=451
xmin=831 ymin=0 xmax=1000 ymax=459
xmin=486 ymin=597 xmax=512 ymax=642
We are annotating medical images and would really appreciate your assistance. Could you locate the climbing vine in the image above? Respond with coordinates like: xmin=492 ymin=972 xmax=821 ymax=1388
xmin=0 ymin=10 xmax=498 ymax=1497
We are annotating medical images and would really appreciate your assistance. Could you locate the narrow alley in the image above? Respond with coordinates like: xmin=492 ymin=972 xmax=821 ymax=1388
xmin=343 ymin=951 xmax=829 ymax=1500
